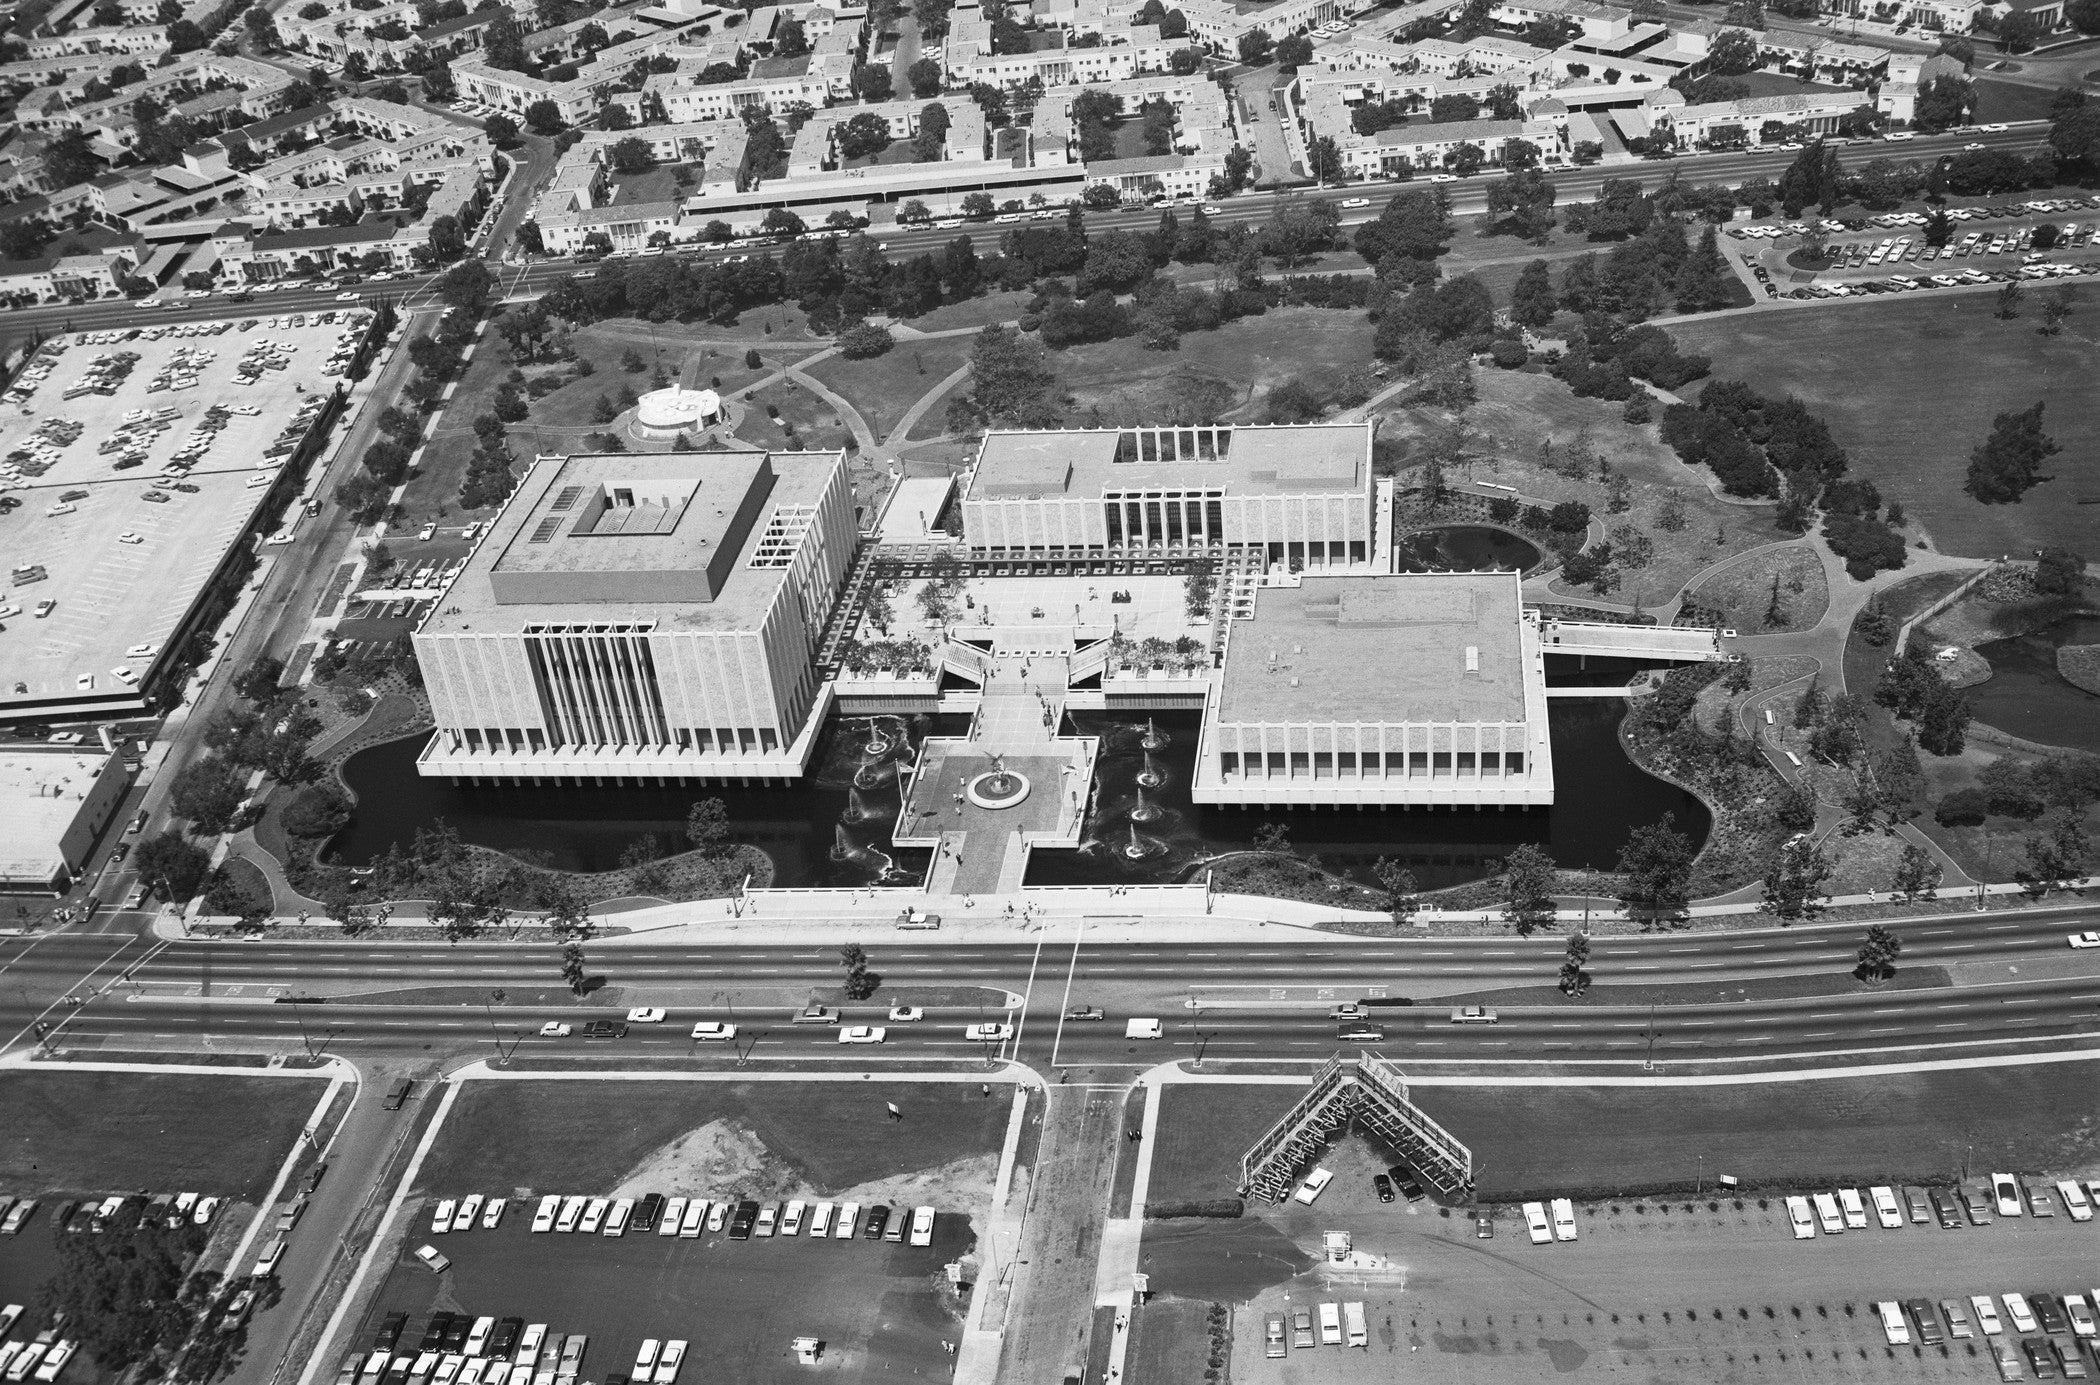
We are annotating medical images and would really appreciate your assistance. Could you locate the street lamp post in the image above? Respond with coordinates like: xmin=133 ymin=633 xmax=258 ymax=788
xmin=1641 ymin=1004 xmax=1659 ymax=1071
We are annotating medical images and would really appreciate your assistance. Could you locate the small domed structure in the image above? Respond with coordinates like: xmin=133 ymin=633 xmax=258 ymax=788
xmin=632 ymin=386 xmax=724 ymax=440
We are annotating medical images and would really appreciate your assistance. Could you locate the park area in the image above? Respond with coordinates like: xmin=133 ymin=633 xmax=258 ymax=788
xmin=1672 ymin=290 xmax=2100 ymax=560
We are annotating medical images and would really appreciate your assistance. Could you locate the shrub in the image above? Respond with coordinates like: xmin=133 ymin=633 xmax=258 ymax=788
xmin=1489 ymin=339 xmax=1528 ymax=368
xmin=837 ymin=323 xmax=894 ymax=358
xmin=1933 ymin=787 xmax=1988 ymax=826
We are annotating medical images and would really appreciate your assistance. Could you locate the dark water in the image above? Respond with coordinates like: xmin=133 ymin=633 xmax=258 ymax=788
xmin=1967 ymin=615 xmax=2100 ymax=752
xmin=1025 ymin=703 xmax=1710 ymax=891
xmin=331 ymin=714 xmax=969 ymax=886
xmin=334 ymin=697 xmax=1706 ymax=891
xmin=1394 ymin=524 xmax=1544 ymax=574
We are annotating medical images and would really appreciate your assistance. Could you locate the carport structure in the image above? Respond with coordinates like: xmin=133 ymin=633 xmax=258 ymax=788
xmin=1238 ymin=1052 xmax=1473 ymax=1204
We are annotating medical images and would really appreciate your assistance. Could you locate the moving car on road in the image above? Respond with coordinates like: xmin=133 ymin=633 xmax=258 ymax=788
xmin=626 ymin=1008 xmax=666 ymax=1024
xmin=887 ymin=1006 xmax=923 ymax=1022
xmin=963 ymin=1022 xmax=1013 ymax=1041
xmin=690 ymin=1022 xmax=736 ymax=1041
xmin=1450 ymin=1006 xmax=1498 ymax=1024
xmin=1065 ymin=1005 xmax=1104 ymax=1021
xmin=839 ymin=1025 xmax=887 ymax=1044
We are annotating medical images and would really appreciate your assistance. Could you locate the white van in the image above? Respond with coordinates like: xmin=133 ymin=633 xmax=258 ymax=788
xmin=1317 ymin=1302 xmax=1343 ymax=1346
xmin=1343 ymin=1302 xmax=1367 ymax=1348
xmin=1549 ymin=1199 xmax=1577 ymax=1241
xmin=909 ymin=1206 xmax=935 ymax=1247
xmin=1125 ymin=1018 xmax=1163 ymax=1039
xmin=1294 ymin=1169 xmax=1334 ymax=1205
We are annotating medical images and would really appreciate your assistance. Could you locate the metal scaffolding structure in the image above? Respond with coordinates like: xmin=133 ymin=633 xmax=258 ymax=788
xmin=1238 ymin=1053 xmax=1474 ymax=1204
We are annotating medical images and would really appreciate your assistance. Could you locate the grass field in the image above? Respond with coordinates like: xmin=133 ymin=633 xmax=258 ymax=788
xmin=1148 ymin=1060 xmax=2100 ymax=1204
xmin=414 ymin=1080 xmax=1012 ymax=1196
xmin=1051 ymin=307 xmax=1381 ymax=424
xmin=804 ymin=338 xmax=972 ymax=442
xmin=0 ymin=1071 xmax=323 ymax=1198
xmin=1684 ymin=543 xmax=1829 ymax=634
xmin=1672 ymin=291 xmax=2100 ymax=559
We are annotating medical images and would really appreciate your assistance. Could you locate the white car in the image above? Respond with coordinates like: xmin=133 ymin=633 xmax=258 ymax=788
xmin=193 ymin=1196 xmax=221 ymax=1225
xmin=2003 ymin=1293 xmax=2039 ymax=1334
xmin=887 ymin=1006 xmax=924 ymax=1022
xmin=1522 ymin=1201 xmax=1552 ymax=1244
xmin=1991 ymin=1172 xmax=2023 ymax=1217
xmin=1550 ymin=1198 xmax=1577 ymax=1241
xmin=654 ymin=1340 xmax=686 ymax=1384
xmin=1971 ymin=1295 xmax=2004 ymax=1335
xmin=839 ymin=1025 xmax=887 ymax=1044
xmin=963 ymin=1022 xmax=1013 ymax=1041
xmin=538 ymin=1021 xmax=571 ymax=1037
xmin=1786 ymin=1195 xmax=1816 ymax=1238
xmin=2068 ymin=1294 xmax=2098 ymax=1339
xmin=454 ymin=1194 xmax=483 ymax=1231
xmin=481 ymin=1197 xmax=506 ymax=1229
xmin=335 ymin=291 xmax=361 ymax=302
xmin=1340 ymin=197 xmax=1370 ymax=209
xmin=690 ymin=1021 xmax=736 ymax=1040
xmin=413 ymin=1244 xmax=452 ymax=1273
xmin=1426 ymin=173 xmax=1459 ymax=183
xmin=431 ymin=1199 xmax=457 ymax=1233
xmin=2069 ymin=931 xmax=2100 ymax=948
xmin=1837 ymin=1187 xmax=1868 ymax=1230
xmin=579 ymin=1197 xmax=609 ymax=1233
xmin=117 ymin=532 xmax=143 ymax=545
xmin=1869 ymin=1186 xmax=1903 ymax=1229
xmin=1811 ymin=1192 xmax=1844 ymax=1234
xmin=627 ymin=1007 xmax=666 ymax=1023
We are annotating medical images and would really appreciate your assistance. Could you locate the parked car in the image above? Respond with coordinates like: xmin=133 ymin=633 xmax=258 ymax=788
xmin=1523 ymin=1202 xmax=1552 ymax=1244
xmin=1372 ymin=1174 xmax=1395 ymax=1204
xmin=1786 ymin=1196 xmax=1816 ymax=1239
xmin=1992 ymin=1173 xmax=2025 ymax=1217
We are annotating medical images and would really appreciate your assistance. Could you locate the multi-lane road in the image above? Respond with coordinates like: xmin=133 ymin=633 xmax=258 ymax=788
xmin=5 ymin=910 xmax=2095 ymax=1069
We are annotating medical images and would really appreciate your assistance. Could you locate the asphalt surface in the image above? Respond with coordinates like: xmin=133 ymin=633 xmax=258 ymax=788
xmin=4 ymin=911 xmax=2097 ymax=1068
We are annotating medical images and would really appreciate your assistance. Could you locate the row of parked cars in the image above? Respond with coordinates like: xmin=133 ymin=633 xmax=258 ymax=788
xmin=1262 ymin=1301 xmax=1368 ymax=1356
xmin=0 ymin=1310 xmax=75 ymax=1385
xmin=470 ymin=1191 xmax=941 ymax=1247
xmin=0 ymin=1191 xmax=222 ymax=1238
xmin=340 ymin=1312 xmax=685 ymax=1385
xmin=1786 ymin=1175 xmax=2097 ymax=1238
xmin=1874 ymin=1292 xmax=2100 ymax=1381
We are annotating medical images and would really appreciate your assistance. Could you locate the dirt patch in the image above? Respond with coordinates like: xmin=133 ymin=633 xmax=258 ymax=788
xmin=608 ymin=1117 xmax=998 ymax=1211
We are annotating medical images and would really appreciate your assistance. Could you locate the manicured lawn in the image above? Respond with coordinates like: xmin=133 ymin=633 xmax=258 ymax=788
xmin=0 ymin=1072 xmax=325 ymax=1199
xmin=804 ymin=338 xmax=972 ymax=443
xmin=1972 ymin=78 xmax=2062 ymax=124
xmin=1150 ymin=1060 xmax=2100 ymax=1203
xmin=1404 ymin=368 xmax=1791 ymax=603
xmin=414 ymin=1081 xmax=1013 ymax=1196
xmin=1051 ymin=307 xmax=1380 ymax=422
xmin=1672 ymin=290 xmax=2100 ymax=559
xmin=744 ymin=378 xmax=857 ymax=453
xmin=1684 ymin=543 xmax=1829 ymax=634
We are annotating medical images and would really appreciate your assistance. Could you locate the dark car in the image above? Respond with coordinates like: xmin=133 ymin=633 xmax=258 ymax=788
xmin=303 ymin=1162 xmax=328 ymax=1195
xmin=2031 ymin=1294 xmax=2068 ymax=1336
xmin=440 ymin=1313 xmax=470 ymax=1351
xmin=864 ymin=1205 xmax=892 ymax=1239
xmin=1390 ymin=1166 xmax=1425 ymax=1201
xmin=633 ymin=1193 xmax=663 ymax=1232
xmin=418 ymin=1312 xmax=452 ymax=1351
xmin=382 ymin=1359 xmax=412 ymax=1385
xmin=1908 ymin=1299 xmax=1946 ymax=1346
xmin=728 ymin=1200 xmax=759 ymax=1239
xmin=489 ymin=1318 xmax=523 ymax=1359
xmin=108 ymin=843 xmax=129 ymax=866
xmin=1960 ymin=1186 xmax=1993 ymax=1226
xmin=1373 ymin=1174 xmax=1395 ymax=1203
xmin=2022 ymin=1338 xmax=2056 ymax=1379
xmin=583 ymin=1020 xmax=628 ymax=1039
xmin=373 ymin=1311 xmax=407 ymax=1351
xmin=1929 ymin=1188 xmax=1962 ymax=1228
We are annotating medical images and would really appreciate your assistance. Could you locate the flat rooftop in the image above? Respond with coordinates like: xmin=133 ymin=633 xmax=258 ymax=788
xmin=1216 ymin=573 xmax=1530 ymax=726
xmin=0 ymin=745 xmax=110 ymax=877
xmin=0 ymin=313 xmax=371 ymax=714
xmin=964 ymin=424 xmax=1368 ymax=503
xmin=425 ymin=448 xmax=847 ymax=635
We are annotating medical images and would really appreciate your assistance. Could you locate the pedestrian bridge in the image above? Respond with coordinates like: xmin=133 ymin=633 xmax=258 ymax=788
xmin=1538 ymin=619 xmax=1729 ymax=663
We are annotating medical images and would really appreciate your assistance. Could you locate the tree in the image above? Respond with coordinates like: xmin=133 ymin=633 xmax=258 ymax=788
xmin=839 ymin=942 xmax=881 ymax=999
xmin=1502 ymin=844 xmax=1558 ymax=935
xmin=1307 ymin=134 xmax=1344 ymax=184
xmin=559 ymin=942 xmax=589 ymax=995
xmin=523 ymin=99 xmax=564 ymax=135
xmin=909 ymin=56 xmax=944 ymax=98
xmin=133 ymin=831 xmax=211 ymax=901
xmin=535 ymin=875 xmax=594 ymax=941
xmin=1964 ymin=401 xmax=2059 ymax=503
xmin=1673 ymin=223 xmax=1732 ymax=312
xmin=2016 ymin=811 xmax=2091 ymax=895
xmin=1761 ymin=834 xmax=1833 ymax=921
xmin=1236 ymin=26 xmax=1272 ymax=64
xmin=1995 ymin=280 xmax=2023 ymax=319
xmin=1510 ymin=259 xmax=1556 ymax=328
xmin=836 ymin=111 xmax=892 ymax=159
xmin=1373 ymin=857 xmax=1418 ymax=927
xmin=1708 ymin=27 xmax=1760 ymax=74
xmin=1483 ymin=170 xmax=1556 ymax=241
xmin=1891 ymin=842 xmax=1943 ymax=902
xmin=1613 ymin=813 xmax=1694 ymax=923
xmin=1274 ymin=33 xmax=1313 ymax=68
xmin=1430 ymin=93 xmax=1479 ymax=124
xmin=686 ymin=798 xmax=730 ymax=855
xmin=170 ymin=757 xmax=248 ymax=835
xmin=2041 ymin=283 xmax=2075 ymax=336
xmin=838 ymin=323 xmax=895 ymax=358
xmin=1558 ymin=931 xmax=1592 ymax=996
xmin=2033 ymin=546 xmax=2088 ymax=595
xmin=1916 ymin=679 xmax=1972 ymax=756
xmin=1853 ymin=922 xmax=1902 ymax=981
xmin=281 ymin=784 xmax=353 ymax=838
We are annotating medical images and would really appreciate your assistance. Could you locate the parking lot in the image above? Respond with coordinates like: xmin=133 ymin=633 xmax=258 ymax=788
xmin=0 ymin=313 xmax=370 ymax=709
xmin=352 ymin=1194 xmax=975 ymax=1384
xmin=1731 ymin=197 xmax=2100 ymax=302
xmin=1136 ymin=1134 xmax=2100 ymax=1383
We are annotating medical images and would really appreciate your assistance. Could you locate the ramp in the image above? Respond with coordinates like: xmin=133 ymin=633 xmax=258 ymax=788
xmin=1239 ymin=1053 xmax=1473 ymax=1203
